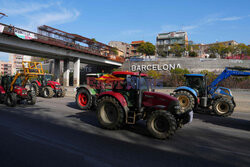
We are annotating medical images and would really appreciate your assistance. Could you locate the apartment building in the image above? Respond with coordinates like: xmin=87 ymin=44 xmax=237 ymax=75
xmin=108 ymin=41 xmax=132 ymax=58
xmin=0 ymin=61 xmax=12 ymax=76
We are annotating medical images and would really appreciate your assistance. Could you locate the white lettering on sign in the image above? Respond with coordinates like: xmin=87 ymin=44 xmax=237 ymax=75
xmin=131 ymin=64 xmax=182 ymax=71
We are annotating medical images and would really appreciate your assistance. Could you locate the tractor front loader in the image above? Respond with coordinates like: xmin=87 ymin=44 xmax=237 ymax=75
xmin=173 ymin=67 xmax=250 ymax=117
xmin=28 ymin=62 xmax=66 ymax=98
xmin=0 ymin=61 xmax=43 ymax=107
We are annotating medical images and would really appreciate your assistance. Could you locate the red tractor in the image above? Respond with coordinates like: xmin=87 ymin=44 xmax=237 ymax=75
xmin=0 ymin=74 xmax=36 ymax=107
xmin=31 ymin=74 xmax=66 ymax=98
xmin=77 ymin=71 xmax=193 ymax=139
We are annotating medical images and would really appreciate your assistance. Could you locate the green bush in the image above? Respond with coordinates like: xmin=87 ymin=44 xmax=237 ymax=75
xmin=189 ymin=51 xmax=198 ymax=57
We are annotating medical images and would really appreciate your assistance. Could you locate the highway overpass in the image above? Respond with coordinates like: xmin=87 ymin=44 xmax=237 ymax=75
xmin=0 ymin=23 xmax=123 ymax=86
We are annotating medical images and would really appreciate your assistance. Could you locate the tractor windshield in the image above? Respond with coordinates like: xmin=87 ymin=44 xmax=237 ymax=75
xmin=44 ymin=75 xmax=52 ymax=82
xmin=128 ymin=76 xmax=149 ymax=90
xmin=140 ymin=77 xmax=149 ymax=90
xmin=185 ymin=76 xmax=206 ymax=96
xmin=15 ymin=77 xmax=22 ymax=86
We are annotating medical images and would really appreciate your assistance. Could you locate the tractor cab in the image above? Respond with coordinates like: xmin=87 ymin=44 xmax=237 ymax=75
xmin=184 ymin=74 xmax=207 ymax=97
xmin=37 ymin=74 xmax=52 ymax=87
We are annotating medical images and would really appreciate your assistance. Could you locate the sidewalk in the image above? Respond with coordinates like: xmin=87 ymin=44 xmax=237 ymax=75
xmin=64 ymin=86 xmax=76 ymax=97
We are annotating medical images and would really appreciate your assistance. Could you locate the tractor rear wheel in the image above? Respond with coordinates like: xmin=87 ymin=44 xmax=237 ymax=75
xmin=42 ymin=86 xmax=54 ymax=98
xmin=27 ymin=91 xmax=36 ymax=105
xmin=97 ymin=96 xmax=125 ymax=130
xmin=31 ymin=83 xmax=39 ymax=96
xmin=61 ymin=87 xmax=66 ymax=97
xmin=5 ymin=93 xmax=17 ymax=107
xmin=174 ymin=91 xmax=195 ymax=113
xmin=76 ymin=89 xmax=92 ymax=110
xmin=147 ymin=110 xmax=177 ymax=139
xmin=213 ymin=98 xmax=234 ymax=117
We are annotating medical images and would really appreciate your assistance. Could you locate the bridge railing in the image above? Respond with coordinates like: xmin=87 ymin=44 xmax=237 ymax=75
xmin=0 ymin=23 xmax=124 ymax=63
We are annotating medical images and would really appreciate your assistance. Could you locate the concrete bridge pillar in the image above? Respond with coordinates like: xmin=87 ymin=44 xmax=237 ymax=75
xmin=54 ymin=59 xmax=60 ymax=83
xmin=63 ymin=59 xmax=70 ymax=86
xmin=73 ymin=58 xmax=80 ymax=87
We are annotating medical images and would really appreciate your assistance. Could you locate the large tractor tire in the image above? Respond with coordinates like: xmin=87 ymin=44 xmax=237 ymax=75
xmin=97 ymin=96 xmax=125 ymax=130
xmin=5 ymin=93 xmax=17 ymax=107
xmin=31 ymin=83 xmax=39 ymax=96
xmin=212 ymin=98 xmax=234 ymax=117
xmin=76 ymin=89 xmax=93 ymax=110
xmin=174 ymin=91 xmax=195 ymax=113
xmin=61 ymin=87 xmax=66 ymax=97
xmin=147 ymin=110 xmax=177 ymax=139
xmin=42 ymin=86 xmax=54 ymax=98
xmin=27 ymin=91 xmax=36 ymax=105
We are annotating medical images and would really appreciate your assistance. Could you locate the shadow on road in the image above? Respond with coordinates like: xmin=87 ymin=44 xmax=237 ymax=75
xmin=66 ymin=102 xmax=80 ymax=110
xmin=66 ymin=102 xmax=152 ymax=138
xmin=195 ymin=113 xmax=250 ymax=131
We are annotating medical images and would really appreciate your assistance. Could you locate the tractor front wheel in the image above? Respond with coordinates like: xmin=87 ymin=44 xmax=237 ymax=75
xmin=76 ymin=89 xmax=92 ymax=110
xmin=27 ymin=91 xmax=36 ymax=105
xmin=147 ymin=110 xmax=177 ymax=139
xmin=174 ymin=91 xmax=195 ymax=113
xmin=5 ymin=93 xmax=17 ymax=107
xmin=213 ymin=98 xmax=234 ymax=117
xmin=31 ymin=83 xmax=39 ymax=96
xmin=97 ymin=96 xmax=125 ymax=130
xmin=42 ymin=86 xmax=54 ymax=98
xmin=61 ymin=87 xmax=66 ymax=97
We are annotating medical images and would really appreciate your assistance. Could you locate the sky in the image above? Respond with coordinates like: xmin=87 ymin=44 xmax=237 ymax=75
xmin=0 ymin=0 xmax=250 ymax=61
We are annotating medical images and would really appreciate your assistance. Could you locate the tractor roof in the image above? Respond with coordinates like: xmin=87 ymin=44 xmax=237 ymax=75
xmin=184 ymin=74 xmax=205 ymax=77
xmin=112 ymin=71 xmax=147 ymax=77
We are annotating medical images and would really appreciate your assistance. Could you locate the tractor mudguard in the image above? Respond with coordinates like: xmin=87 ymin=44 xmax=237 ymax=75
xmin=47 ymin=81 xmax=60 ymax=89
xmin=33 ymin=80 xmax=41 ymax=87
xmin=174 ymin=86 xmax=198 ymax=97
xmin=98 ymin=91 xmax=128 ymax=107
xmin=76 ymin=85 xmax=97 ymax=96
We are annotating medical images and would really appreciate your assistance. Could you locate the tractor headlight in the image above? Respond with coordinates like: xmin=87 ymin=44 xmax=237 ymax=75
xmin=229 ymin=90 xmax=233 ymax=96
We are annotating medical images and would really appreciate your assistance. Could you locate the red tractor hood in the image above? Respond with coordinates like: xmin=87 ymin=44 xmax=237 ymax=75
xmin=142 ymin=91 xmax=177 ymax=108
xmin=0 ymin=86 xmax=6 ymax=94
xmin=47 ymin=81 xmax=60 ymax=85
xmin=14 ymin=86 xmax=26 ymax=90
xmin=14 ymin=86 xmax=28 ymax=96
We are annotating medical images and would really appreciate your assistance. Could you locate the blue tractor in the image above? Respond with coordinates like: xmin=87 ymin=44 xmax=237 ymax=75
xmin=173 ymin=67 xmax=250 ymax=117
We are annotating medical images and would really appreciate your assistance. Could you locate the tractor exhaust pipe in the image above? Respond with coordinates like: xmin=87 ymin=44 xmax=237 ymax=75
xmin=138 ymin=71 xmax=142 ymax=113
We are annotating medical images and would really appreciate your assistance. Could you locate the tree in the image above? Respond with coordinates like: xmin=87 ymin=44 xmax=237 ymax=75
xmin=187 ymin=44 xmax=199 ymax=52
xmin=189 ymin=51 xmax=198 ymax=57
xmin=170 ymin=43 xmax=185 ymax=57
xmin=91 ymin=38 xmax=97 ymax=42
xmin=157 ymin=45 xmax=167 ymax=57
xmin=187 ymin=45 xmax=200 ymax=57
xmin=187 ymin=44 xmax=199 ymax=57
xmin=236 ymin=43 xmax=248 ymax=55
xmin=137 ymin=42 xmax=156 ymax=56
xmin=207 ymin=43 xmax=223 ymax=58
xmin=111 ymin=47 xmax=118 ymax=55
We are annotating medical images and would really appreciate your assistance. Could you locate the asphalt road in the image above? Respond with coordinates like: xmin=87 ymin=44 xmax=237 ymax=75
xmin=0 ymin=92 xmax=250 ymax=167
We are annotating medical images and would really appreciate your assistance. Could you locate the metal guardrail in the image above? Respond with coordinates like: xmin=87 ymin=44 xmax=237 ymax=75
xmin=0 ymin=23 xmax=124 ymax=63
